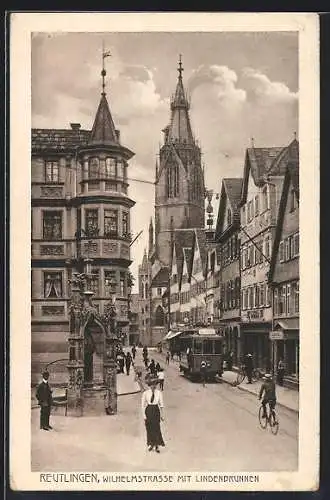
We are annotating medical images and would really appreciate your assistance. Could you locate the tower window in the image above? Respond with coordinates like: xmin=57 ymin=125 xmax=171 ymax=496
xmin=166 ymin=164 xmax=179 ymax=198
xmin=89 ymin=158 xmax=99 ymax=179
xmin=104 ymin=209 xmax=118 ymax=237
xmin=105 ymin=158 xmax=116 ymax=178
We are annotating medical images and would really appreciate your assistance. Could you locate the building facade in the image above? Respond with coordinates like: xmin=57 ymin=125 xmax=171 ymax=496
xmin=268 ymin=159 xmax=299 ymax=384
xmin=31 ymin=70 xmax=135 ymax=384
xmin=215 ymin=178 xmax=243 ymax=366
xmin=239 ymin=139 xmax=298 ymax=371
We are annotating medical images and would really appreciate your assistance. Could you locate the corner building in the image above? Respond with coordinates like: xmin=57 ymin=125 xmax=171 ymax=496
xmin=31 ymin=72 xmax=135 ymax=384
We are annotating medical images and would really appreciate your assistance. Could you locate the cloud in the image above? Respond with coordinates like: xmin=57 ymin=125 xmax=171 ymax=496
xmin=241 ymin=67 xmax=298 ymax=104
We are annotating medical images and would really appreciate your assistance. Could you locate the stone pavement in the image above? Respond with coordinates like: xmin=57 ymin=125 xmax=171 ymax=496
xmin=153 ymin=350 xmax=299 ymax=414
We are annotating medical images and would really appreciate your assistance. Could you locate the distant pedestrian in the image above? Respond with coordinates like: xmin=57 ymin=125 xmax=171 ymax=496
xmin=131 ymin=345 xmax=136 ymax=360
xmin=157 ymin=368 xmax=165 ymax=391
xmin=155 ymin=362 xmax=161 ymax=373
xmin=125 ymin=352 xmax=133 ymax=376
xmin=36 ymin=370 xmax=53 ymax=431
xmin=165 ymin=351 xmax=170 ymax=365
xmin=245 ymin=353 xmax=253 ymax=384
xmin=141 ymin=376 xmax=165 ymax=453
xmin=227 ymin=351 xmax=234 ymax=371
xmin=277 ymin=358 xmax=285 ymax=386
xmin=117 ymin=351 xmax=125 ymax=373
xmin=149 ymin=359 xmax=157 ymax=376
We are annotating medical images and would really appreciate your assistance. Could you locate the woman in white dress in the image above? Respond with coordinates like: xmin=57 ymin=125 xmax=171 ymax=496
xmin=141 ymin=376 xmax=165 ymax=453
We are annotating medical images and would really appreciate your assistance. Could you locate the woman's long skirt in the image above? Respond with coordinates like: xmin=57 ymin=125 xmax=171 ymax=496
xmin=145 ymin=404 xmax=165 ymax=447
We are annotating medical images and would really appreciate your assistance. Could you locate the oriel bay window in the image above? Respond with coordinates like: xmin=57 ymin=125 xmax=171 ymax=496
xmin=89 ymin=158 xmax=99 ymax=179
xmin=44 ymin=272 xmax=63 ymax=298
xmin=105 ymin=158 xmax=116 ymax=178
xmin=43 ymin=211 xmax=62 ymax=240
xmin=104 ymin=209 xmax=118 ymax=237
xmin=45 ymin=161 xmax=59 ymax=183
xmin=85 ymin=209 xmax=99 ymax=237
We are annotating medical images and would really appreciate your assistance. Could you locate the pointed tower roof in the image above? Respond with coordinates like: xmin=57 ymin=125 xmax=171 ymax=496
xmin=167 ymin=55 xmax=194 ymax=144
xmin=89 ymin=93 xmax=119 ymax=146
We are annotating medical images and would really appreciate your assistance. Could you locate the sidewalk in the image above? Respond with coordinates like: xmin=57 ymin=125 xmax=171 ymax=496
xmin=31 ymin=365 xmax=140 ymax=409
xmin=220 ymin=370 xmax=299 ymax=413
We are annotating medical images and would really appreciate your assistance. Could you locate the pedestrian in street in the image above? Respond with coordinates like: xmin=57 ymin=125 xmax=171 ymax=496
xmin=148 ymin=359 xmax=157 ymax=376
xmin=155 ymin=362 xmax=161 ymax=373
xmin=165 ymin=351 xmax=170 ymax=365
xmin=117 ymin=350 xmax=125 ymax=373
xmin=36 ymin=370 xmax=53 ymax=431
xmin=157 ymin=368 xmax=165 ymax=391
xmin=245 ymin=353 xmax=254 ymax=384
xmin=141 ymin=376 xmax=165 ymax=453
xmin=227 ymin=351 xmax=234 ymax=371
xmin=125 ymin=352 xmax=133 ymax=376
xmin=277 ymin=358 xmax=285 ymax=386
xmin=131 ymin=344 xmax=136 ymax=361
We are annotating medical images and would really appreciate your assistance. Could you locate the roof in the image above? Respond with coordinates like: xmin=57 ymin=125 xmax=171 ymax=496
xmin=241 ymin=139 xmax=299 ymax=205
xmin=215 ymin=177 xmax=243 ymax=238
xmin=223 ymin=178 xmax=243 ymax=211
xmin=32 ymin=128 xmax=90 ymax=152
xmin=190 ymin=229 xmax=207 ymax=279
xmin=171 ymin=229 xmax=195 ymax=283
xmin=89 ymin=93 xmax=119 ymax=146
xmin=268 ymin=155 xmax=299 ymax=283
xmin=151 ymin=267 xmax=169 ymax=287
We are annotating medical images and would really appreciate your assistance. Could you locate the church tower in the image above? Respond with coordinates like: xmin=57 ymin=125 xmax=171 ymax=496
xmin=154 ymin=56 xmax=205 ymax=267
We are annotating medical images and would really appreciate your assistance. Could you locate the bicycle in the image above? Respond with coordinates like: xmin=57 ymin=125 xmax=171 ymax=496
xmin=235 ymin=366 xmax=262 ymax=385
xmin=258 ymin=402 xmax=279 ymax=435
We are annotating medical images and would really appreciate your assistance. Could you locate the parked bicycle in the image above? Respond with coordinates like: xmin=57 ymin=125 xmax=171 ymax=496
xmin=234 ymin=365 xmax=263 ymax=385
xmin=258 ymin=402 xmax=279 ymax=435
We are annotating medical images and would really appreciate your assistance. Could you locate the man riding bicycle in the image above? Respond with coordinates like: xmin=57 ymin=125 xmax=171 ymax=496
xmin=258 ymin=373 xmax=277 ymax=420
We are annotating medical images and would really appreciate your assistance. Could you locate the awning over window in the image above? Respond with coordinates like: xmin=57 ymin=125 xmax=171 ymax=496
xmin=274 ymin=318 xmax=299 ymax=331
xmin=162 ymin=330 xmax=182 ymax=342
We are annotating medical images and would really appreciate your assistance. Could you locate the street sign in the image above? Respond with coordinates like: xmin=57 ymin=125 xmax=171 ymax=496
xmin=269 ymin=331 xmax=284 ymax=340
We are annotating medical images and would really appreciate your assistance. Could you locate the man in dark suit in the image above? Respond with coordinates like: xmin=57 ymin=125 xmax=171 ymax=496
xmin=36 ymin=370 xmax=53 ymax=430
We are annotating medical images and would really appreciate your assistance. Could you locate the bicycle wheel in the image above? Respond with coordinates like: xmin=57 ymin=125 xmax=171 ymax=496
xmin=270 ymin=411 xmax=279 ymax=435
xmin=236 ymin=370 xmax=245 ymax=385
xmin=258 ymin=405 xmax=267 ymax=429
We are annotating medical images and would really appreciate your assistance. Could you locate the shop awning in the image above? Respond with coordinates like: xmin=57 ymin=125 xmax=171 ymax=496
xmin=162 ymin=330 xmax=182 ymax=342
xmin=274 ymin=318 xmax=299 ymax=331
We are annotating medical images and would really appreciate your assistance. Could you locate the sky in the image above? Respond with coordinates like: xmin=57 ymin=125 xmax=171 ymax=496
xmin=31 ymin=31 xmax=299 ymax=292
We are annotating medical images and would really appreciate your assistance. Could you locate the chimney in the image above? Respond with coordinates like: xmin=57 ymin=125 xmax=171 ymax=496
xmin=115 ymin=130 xmax=120 ymax=142
xmin=70 ymin=123 xmax=81 ymax=131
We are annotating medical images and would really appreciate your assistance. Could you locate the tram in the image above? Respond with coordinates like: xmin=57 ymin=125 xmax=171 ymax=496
xmin=178 ymin=328 xmax=224 ymax=381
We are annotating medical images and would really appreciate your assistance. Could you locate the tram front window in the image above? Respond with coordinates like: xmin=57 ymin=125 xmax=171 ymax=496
xmin=194 ymin=341 xmax=202 ymax=354
xmin=214 ymin=341 xmax=222 ymax=354
xmin=203 ymin=340 xmax=213 ymax=354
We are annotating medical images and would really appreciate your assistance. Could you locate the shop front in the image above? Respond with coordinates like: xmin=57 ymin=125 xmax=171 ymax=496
xmin=270 ymin=318 xmax=299 ymax=383
xmin=218 ymin=322 xmax=241 ymax=367
xmin=240 ymin=322 xmax=272 ymax=372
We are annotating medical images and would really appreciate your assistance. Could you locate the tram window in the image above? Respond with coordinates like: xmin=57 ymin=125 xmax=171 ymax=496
xmin=203 ymin=340 xmax=213 ymax=354
xmin=214 ymin=341 xmax=223 ymax=354
xmin=194 ymin=341 xmax=202 ymax=354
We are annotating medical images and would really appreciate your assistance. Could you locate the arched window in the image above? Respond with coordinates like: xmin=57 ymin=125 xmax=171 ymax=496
xmin=155 ymin=305 xmax=165 ymax=326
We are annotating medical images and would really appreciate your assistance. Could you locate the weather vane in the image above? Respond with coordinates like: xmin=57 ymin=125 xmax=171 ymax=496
xmin=101 ymin=41 xmax=111 ymax=94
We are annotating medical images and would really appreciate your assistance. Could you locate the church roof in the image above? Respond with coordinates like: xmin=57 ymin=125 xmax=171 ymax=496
xmin=89 ymin=93 xmax=119 ymax=146
xmin=151 ymin=267 xmax=169 ymax=286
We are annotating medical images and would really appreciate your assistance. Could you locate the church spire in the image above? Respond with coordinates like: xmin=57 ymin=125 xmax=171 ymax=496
xmin=89 ymin=47 xmax=119 ymax=146
xmin=166 ymin=55 xmax=194 ymax=145
xmin=148 ymin=218 xmax=154 ymax=256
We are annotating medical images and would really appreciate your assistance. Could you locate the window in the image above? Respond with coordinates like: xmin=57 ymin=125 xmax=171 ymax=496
xmin=117 ymin=160 xmax=124 ymax=179
xmin=104 ymin=209 xmax=118 ymax=237
xmin=105 ymin=158 xmax=116 ymax=178
xmin=264 ymin=235 xmax=270 ymax=260
xmin=248 ymin=287 xmax=253 ymax=309
xmin=45 ymin=161 xmax=59 ymax=182
xmin=285 ymin=238 xmax=290 ymax=261
xmin=274 ymin=288 xmax=279 ymax=316
xmin=286 ymin=284 xmax=291 ymax=314
xmin=120 ymin=272 xmax=126 ymax=296
xmin=293 ymin=232 xmax=299 ymax=257
xmin=122 ymin=212 xmax=129 ymax=237
xmin=105 ymin=181 xmax=117 ymax=191
xmin=104 ymin=270 xmax=116 ymax=296
xmin=157 ymin=287 xmax=162 ymax=296
xmin=254 ymin=195 xmax=259 ymax=216
xmin=294 ymin=281 xmax=299 ymax=313
xmin=166 ymin=164 xmax=179 ymax=198
xmin=90 ymin=269 xmax=99 ymax=296
xmin=248 ymin=244 xmax=254 ymax=267
xmin=255 ymin=285 xmax=260 ymax=308
xmin=259 ymin=283 xmax=265 ymax=307
xmin=85 ymin=209 xmax=99 ymax=237
xmin=247 ymin=200 xmax=253 ymax=222
xmin=279 ymin=241 xmax=284 ymax=262
xmin=89 ymin=158 xmax=99 ymax=179
xmin=290 ymin=189 xmax=297 ymax=212
xmin=44 ymin=272 xmax=62 ymax=298
xmin=155 ymin=305 xmax=165 ymax=326
xmin=88 ymin=180 xmax=99 ymax=191
xmin=227 ymin=209 xmax=232 ymax=226
xmin=266 ymin=285 xmax=270 ymax=307
xmin=43 ymin=211 xmax=62 ymax=240
xmin=262 ymin=185 xmax=269 ymax=211
xmin=241 ymin=206 xmax=246 ymax=226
